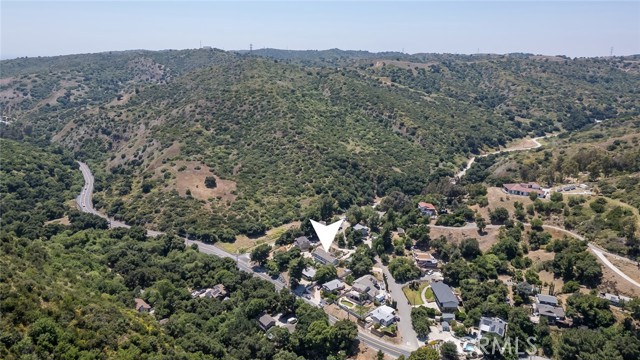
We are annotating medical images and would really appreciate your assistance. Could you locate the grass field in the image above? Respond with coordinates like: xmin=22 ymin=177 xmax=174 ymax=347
xmin=402 ymin=282 xmax=430 ymax=305
xmin=218 ymin=221 xmax=301 ymax=254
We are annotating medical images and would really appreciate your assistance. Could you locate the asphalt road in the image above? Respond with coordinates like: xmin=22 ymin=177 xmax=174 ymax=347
xmin=379 ymin=260 xmax=420 ymax=349
xmin=75 ymin=161 xmax=414 ymax=358
xmin=432 ymin=219 xmax=640 ymax=290
xmin=453 ymin=134 xmax=556 ymax=183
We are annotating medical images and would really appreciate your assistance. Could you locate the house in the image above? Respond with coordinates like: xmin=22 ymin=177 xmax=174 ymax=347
xmin=600 ymin=293 xmax=632 ymax=307
xmin=431 ymin=281 xmax=460 ymax=311
xmin=353 ymin=224 xmax=370 ymax=236
xmin=134 ymin=298 xmax=152 ymax=313
xmin=294 ymin=236 xmax=311 ymax=251
xmin=479 ymin=317 xmax=508 ymax=338
xmin=302 ymin=267 xmax=317 ymax=281
xmin=418 ymin=202 xmax=437 ymax=217
xmin=347 ymin=275 xmax=379 ymax=304
xmin=201 ymin=284 xmax=227 ymax=299
xmin=536 ymin=294 xmax=559 ymax=306
xmin=503 ymin=182 xmax=545 ymax=198
xmin=312 ymin=248 xmax=338 ymax=266
xmin=442 ymin=321 xmax=450 ymax=332
xmin=515 ymin=282 xmax=537 ymax=296
xmin=535 ymin=303 xmax=566 ymax=323
xmin=397 ymin=228 xmax=405 ymax=236
xmin=369 ymin=305 xmax=396 ymax=327
xmin=258 ymin=314 xmax=276 ymax=331
xmin=413 ymin=250 xmax=438 ymax=268
xmin=442 ymin=313 xmax=456 ymax=323
xmin=322 ymin=279 xmax=345 ymax=293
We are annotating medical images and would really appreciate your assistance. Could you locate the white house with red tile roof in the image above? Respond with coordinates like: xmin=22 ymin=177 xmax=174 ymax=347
xmin=418 ymin=202 xmax=437 ymax=217
xmin=503 ymin=182 xmax=546 ymax=198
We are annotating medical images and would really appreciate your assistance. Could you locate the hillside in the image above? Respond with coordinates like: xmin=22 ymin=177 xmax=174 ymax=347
xmin=2 ymin=49 xmax=639 ymax=240
xmin=462 ymin=118 xmax=640 ymax=257
xmin=0 ymin=139 xmax=358 ymax=360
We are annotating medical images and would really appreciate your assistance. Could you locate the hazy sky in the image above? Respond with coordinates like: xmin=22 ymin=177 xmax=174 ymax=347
xmin=2 ymin=1 xmax=639 ymax=59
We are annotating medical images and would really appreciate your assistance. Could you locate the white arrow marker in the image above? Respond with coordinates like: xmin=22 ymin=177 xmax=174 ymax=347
xmin=311 ymin=219 xmax=344 ymax=252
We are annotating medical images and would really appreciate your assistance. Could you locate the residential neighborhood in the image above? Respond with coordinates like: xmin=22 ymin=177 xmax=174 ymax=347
xmin=234 ymin=182 xmax=640 ymax=360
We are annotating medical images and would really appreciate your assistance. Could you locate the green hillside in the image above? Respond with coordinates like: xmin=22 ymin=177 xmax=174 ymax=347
xmin=0 ymin=139 xmax=357 ymax=360
xmin=2 ymin=50 xmax=639 ymax=240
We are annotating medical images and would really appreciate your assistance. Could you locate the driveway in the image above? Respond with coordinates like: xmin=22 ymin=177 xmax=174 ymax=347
xmin=379 ymin=260 xmax=419 ymax=349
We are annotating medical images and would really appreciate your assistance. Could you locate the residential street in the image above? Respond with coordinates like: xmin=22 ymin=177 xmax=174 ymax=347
xmin=75 ymin=161 xmax=414 ymax=358
xmin=379 ymin=259 xmax=420 ymax=349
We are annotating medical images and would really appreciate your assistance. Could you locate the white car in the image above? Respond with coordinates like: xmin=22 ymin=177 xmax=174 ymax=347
xmin=287 ymin=317 xmax=298 ymax=324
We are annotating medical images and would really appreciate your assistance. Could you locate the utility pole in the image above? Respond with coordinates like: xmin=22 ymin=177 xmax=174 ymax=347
xmin=250 ymin=43 xmax=253 ymax=53
xmin=610 ymin=47 xmax=614 ymax=57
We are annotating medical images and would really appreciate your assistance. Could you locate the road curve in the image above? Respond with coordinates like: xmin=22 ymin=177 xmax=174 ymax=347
xmin=431 ymin=220 xmax=640 ymax=290
xmin=453 ymin=134 xmax=556 ymax=182
xmin=75 ymin=161 xmax=413 ymax=358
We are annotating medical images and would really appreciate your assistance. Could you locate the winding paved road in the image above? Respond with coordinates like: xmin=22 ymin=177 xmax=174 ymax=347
xmin=432 ymin=220 xmax=640 ymax=290
xmin=453 ymin=134 xmax=555 ymax=182
xmin=75 ymin=161 xmax=414 ymax=358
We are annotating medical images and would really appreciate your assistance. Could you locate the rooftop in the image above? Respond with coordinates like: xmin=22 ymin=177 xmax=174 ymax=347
xmin=312 ymin=248 xmax=337 ymax=263
xmin=536 ymin=294 xmax=558 ymax=306
xmin=369 ymin=305 xmax=395 ymax=321
xmin=536 ymin=304 xmax=565 ymax=318
xmin=353 ymin=224 xmax=369 ymax=231
xmin=323 ymin=279 xmax=345 ymax=291
xmin=259 ymin=314 xmax=275 ymax=327
xmin=431 ymin=281 xmax=459 ymax=306
xmin=503 ymin=183 xmax=545 ymax=195
xmin=302 ymin=267 xmax=317 ymax=279
xmin=479 ymin=317 xmax=507 ymax=337
xmin=418 ymin=202 xmax=437 ymax=210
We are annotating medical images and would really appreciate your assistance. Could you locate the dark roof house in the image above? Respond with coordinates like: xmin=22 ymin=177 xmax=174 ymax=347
xmin=431 ymin=281 xmax=459 ymax=311
xmin=536 ymin=294 xmax=558 ymax=306
xmin=258 ymin=314 xmax=276 ymax=331
xmin=536 ymin=304 xmax=566 ymax=322
xmin=294 ymin=236 xmax=311 ymax=251
xmin=312 ymin=248 xmax=338 ymax=265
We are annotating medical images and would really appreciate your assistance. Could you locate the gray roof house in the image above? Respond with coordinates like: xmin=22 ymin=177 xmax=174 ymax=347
xmin=312 ymin=248 xmax=338 ymax=266
xmin=353 ymin=224 xmax=370 ymax=236
xmin=431 ymin=281 xmax=459 ymax=311
xmin=442 ymin=313 xmax=455 ymax=323
xmin=442 ymin=321 xmax=450 ymax=332
xmin=536 ymin=294 xmax=558 ymax=306
xmin=369 ymin=305 xmax=396 ymax=327
xmin=536 ymin=304 xmax=566 ymax=322
xmin=353 ymin=275 xmax=379 ymax=298
xmin=479 ymin=317 xmax=508 ymax=338
xmin=294 ymin=236 xmax=311 ymax=251
xmin=302 ymin=267 xmax=317 ymax=280
xmin=258 ymin=314 xmax=276 ymax=331
xmin=322 ymin=279 xmax=345 ymax=293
